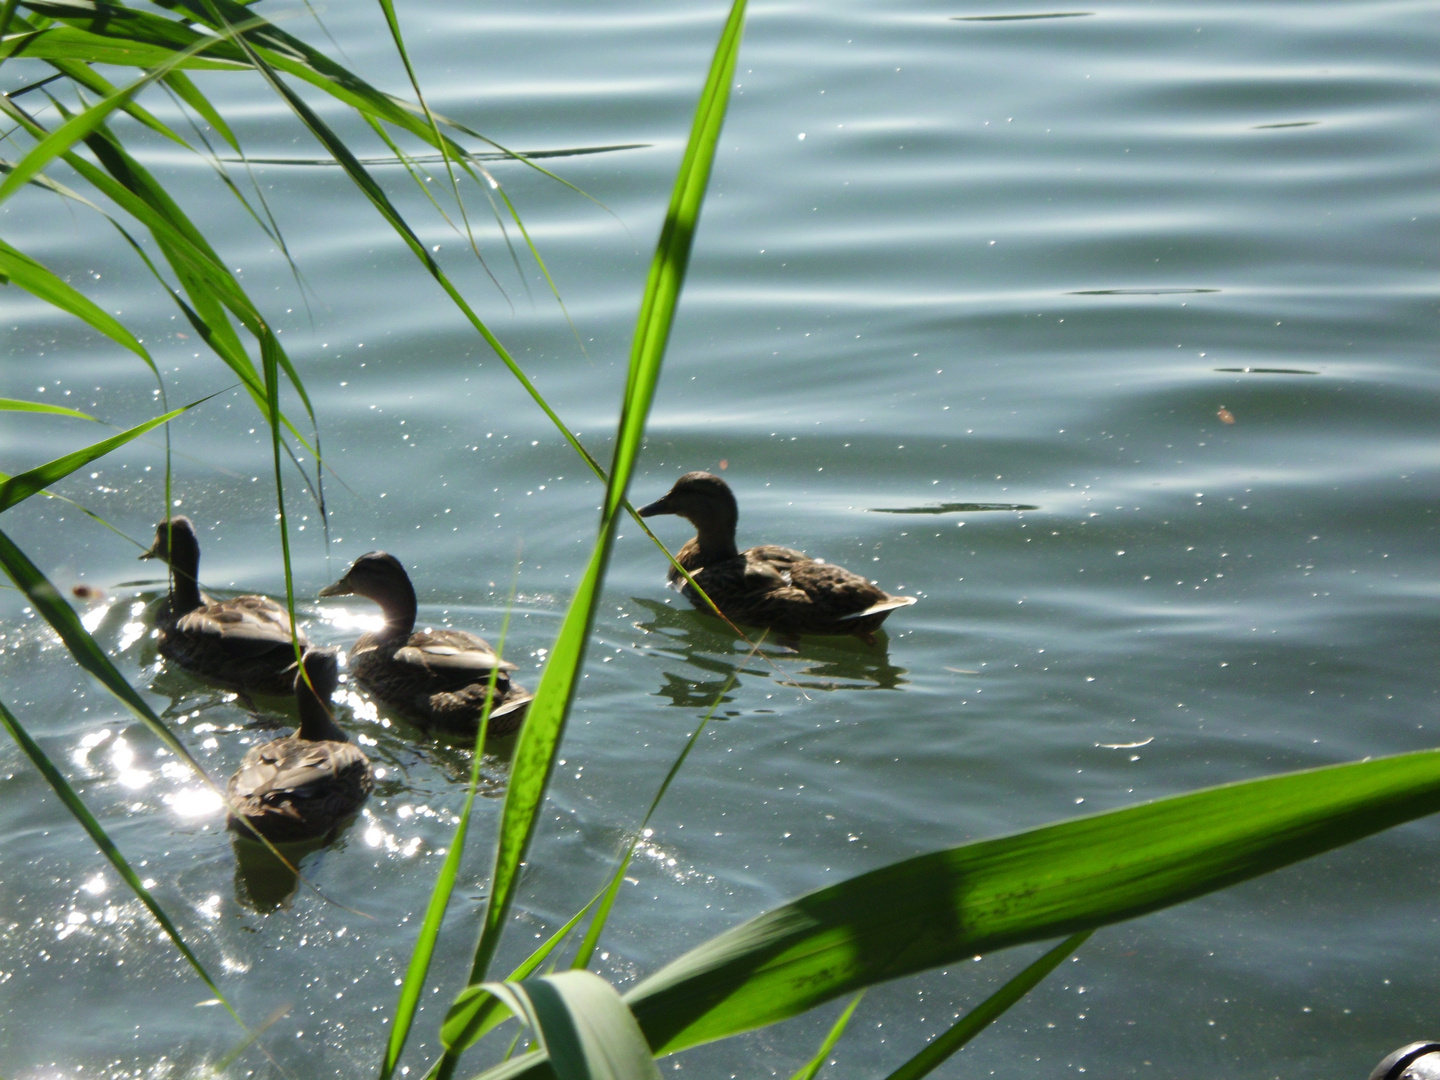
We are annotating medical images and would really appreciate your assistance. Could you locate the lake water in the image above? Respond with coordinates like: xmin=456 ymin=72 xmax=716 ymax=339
xmin=1 ymin=0 xmax=1438 ymax=1076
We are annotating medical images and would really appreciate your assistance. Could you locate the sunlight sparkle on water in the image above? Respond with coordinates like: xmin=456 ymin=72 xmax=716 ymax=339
xmin=116 ymin=601 xmax=148 ymax=651
xmin=80 ymin=602 xmax=112 ymax=633
xmin=165 ymin=787 xmax=223 ymax=818
xmin=110 ymin=738 xmax=151 ymax=789
xmin=318 ymin=605 xmax=384 ymax=634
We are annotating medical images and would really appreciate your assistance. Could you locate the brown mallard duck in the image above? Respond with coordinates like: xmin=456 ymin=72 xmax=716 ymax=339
xmin=318 ymin=552 xmax=531 ymax=736
xmin=638 ymin=472 xmax=917 ymax=644
xmin=227 ymin=646 xmax=373 ymax=843
xmin=141 ymin=516 xmax=306 ymax=695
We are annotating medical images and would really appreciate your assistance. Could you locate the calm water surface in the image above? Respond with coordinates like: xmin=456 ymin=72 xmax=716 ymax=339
xmin=1 ymin=0 xmax=1437 ymax=1076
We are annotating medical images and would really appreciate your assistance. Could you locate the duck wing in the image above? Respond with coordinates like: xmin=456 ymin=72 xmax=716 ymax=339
xmin=773 ymin=555 xmax=892 ymax=619
xmin=394 ymin=628 xmax=517 ymax=672
xmin=176 ymin=595 xmax=306 ymax=658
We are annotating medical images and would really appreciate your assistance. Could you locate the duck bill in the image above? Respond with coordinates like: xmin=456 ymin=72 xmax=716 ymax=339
xmin=637 ymin=497 xmax=673 ymax=518
xmin=317 ymin=578 xmax=353 ymax=598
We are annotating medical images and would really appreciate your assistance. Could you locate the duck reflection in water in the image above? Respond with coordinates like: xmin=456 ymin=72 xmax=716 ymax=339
xmin=629 ymin=596 xmax=908 ymax=698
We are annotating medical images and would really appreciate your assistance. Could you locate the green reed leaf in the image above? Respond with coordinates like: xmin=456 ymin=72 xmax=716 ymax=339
xmin=0 ymin=236 xmax=155 ymax=371
xmin=622 ymin=747 xmax=1440 ymax=1054
xmin=438 ymin=5 xmax=745 ymax=1073
xmin=0 ymin=19 xmax=242 ymax=205
xmin=570 ymin=637 xmax=755 ymax=973
xmin=0 ymin=393 xmax=216 ymax=512
xmin=0 ymin=396 xmax=94 ymax=420
xmin=462 ymin=972 xmax=660 ymax=1080
xmin=461 ymin=746 xmax=1440 ymax=1080
xmin=381 ymin=603 xmax=516 ymax=1080
xmin=789 ymin=993 xmax=863 ymax=1080
xmin=440 ymin=894 xmax=605 ymax=1055
xmin=879 ymin=933 xmax=1089 ymax=1080
xmin=0 ymin=695 xmax=244 ymax=1027
xmin=0 ymin=526 xmax=201 ymax=770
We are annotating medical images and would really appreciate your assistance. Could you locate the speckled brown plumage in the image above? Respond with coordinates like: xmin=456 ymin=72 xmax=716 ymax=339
xmin=227 ymin=647 xmax=373 ymax=844
xmin=319 ymin=552 xmax=531 ymax=737
xmin=142 ymin=517 xmax=306 ymax=695
xmin=639 ymin=472 xmax=917 ymax=642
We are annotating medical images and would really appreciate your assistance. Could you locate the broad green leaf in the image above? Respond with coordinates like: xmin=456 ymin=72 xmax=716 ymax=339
xmin=438 ymin=6 xmax=745 ymax=1073
xmin=0 ymin=393 xmax=216 ymax=512
xmin=0 ymin=237 xmax=155 ymax=371
xmin=0 ymin=396 xmax=94 ymax=420
xmin=622 ymin=747 xmax=1440 ymax=1054
xmin=464 ymin=973 xmax=660 ymax=1080
xmin=0 ymin=695 xmax=244 ymax=1028
xmin=880 ymin=933 xmax=1089 ymax=1080
xmin=789 ymin=993 xmax=863 ymax=1080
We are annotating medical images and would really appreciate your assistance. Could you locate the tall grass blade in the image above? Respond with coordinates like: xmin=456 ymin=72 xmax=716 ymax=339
xmin=0 ymin=695 xmax=244 ymax=1027
xmin=0 ymin=393 xmax=216 ymax=512
xmin=789 ymin=993 xmax=862 ymax=1080
xmin=381 ymin=602 xmax=516 ymax=1080
xmin=570 ymin=637 xmax=758 ymax=972
xmin=441 ymin=8 xmax=746 ymax=1069
xmin=622 ymin=747 xmax=1440 ymax=1053
xmin=0 ymin=527 xmax=202 ymax=770
xmin=0 ymin=396 xmax=94 ymax=419
xmin=879 ymin=933 xmax=1089 ymax=1080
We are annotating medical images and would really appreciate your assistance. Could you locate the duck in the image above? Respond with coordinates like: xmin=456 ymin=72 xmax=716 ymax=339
xmin=141 ymin=516 xmax=307 ymax=695
xmin=638 ymin=471 xmax=917 ymax=644
xmin=227 ymin=646 xmax=373 ymax=843
xmin=318 ymin=552 xmax=531 ymax=737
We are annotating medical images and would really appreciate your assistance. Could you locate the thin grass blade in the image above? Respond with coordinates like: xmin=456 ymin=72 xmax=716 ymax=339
xmin=789 ymin=993 xmax=863 ymax=1080
xmin=0 ymin=393 xmax=217 ymax=512
xmin=880 ymin=933 xmax=1089 ymax=1080
xmin=437 ymin=6 xmax=745 ymax=1073
xmin=0 ymin=396 xmax=94 ymax=420
xmin=381 ymin=601 xmax=516 ymax=1080
xmin=0 ymin=695 xmax=244 ymax=1027
xmin=0 ymin=19 xmax=249 ymax=204
xmin=0 ymin=526 xmax=201 ymax=769
xmin=0 ymin=236 xmax=155 ymax=370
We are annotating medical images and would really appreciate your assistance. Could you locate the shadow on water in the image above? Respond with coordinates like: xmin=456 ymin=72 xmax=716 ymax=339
xmin=868 ymin=502 xmax=1037 ymax=515
xmin=628 ymin=597 xmax=910 ymax=697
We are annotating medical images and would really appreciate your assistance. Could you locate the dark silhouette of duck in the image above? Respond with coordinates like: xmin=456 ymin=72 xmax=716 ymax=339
xmin=227 ymin=647 xmax=373 ymax=843
xmin=141 ymin=516 xmax=306 ymax=695
xmin=638 ymin=472 xmax=917 ymax=644
xmin=318 ymin=552 xmax=531 ymax=736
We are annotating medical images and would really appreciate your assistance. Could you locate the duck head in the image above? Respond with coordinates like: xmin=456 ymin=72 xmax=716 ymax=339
xmin=639 ymin=472 xmax=740 ymax=560
xmin=319 ymin=551 xmax=417 ymax=635
xmin=140 ymin=516 xmax=200 ymax=569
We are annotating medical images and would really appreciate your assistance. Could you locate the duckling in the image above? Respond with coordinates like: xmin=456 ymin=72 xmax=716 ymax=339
xmin=318 ymin=552 xmax=531 ymax=736
xmin=227 ymin=646 xmax=373 ymax=843
xmin=638 ymin=472 xmax=917 ymax=644
xmin=141 ymin=517 xmax=306 ymax=695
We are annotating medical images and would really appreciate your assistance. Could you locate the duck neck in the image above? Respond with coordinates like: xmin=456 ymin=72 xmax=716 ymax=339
xmin=167 ymin=543 xmax=203 ymax=613
xmin=296 ymin=680 xmax=346 ymax=742
xmin=692 ymin=513 xmax=740 ymax=564
xmin=374 ymin=579 xmax=418 ymax=641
